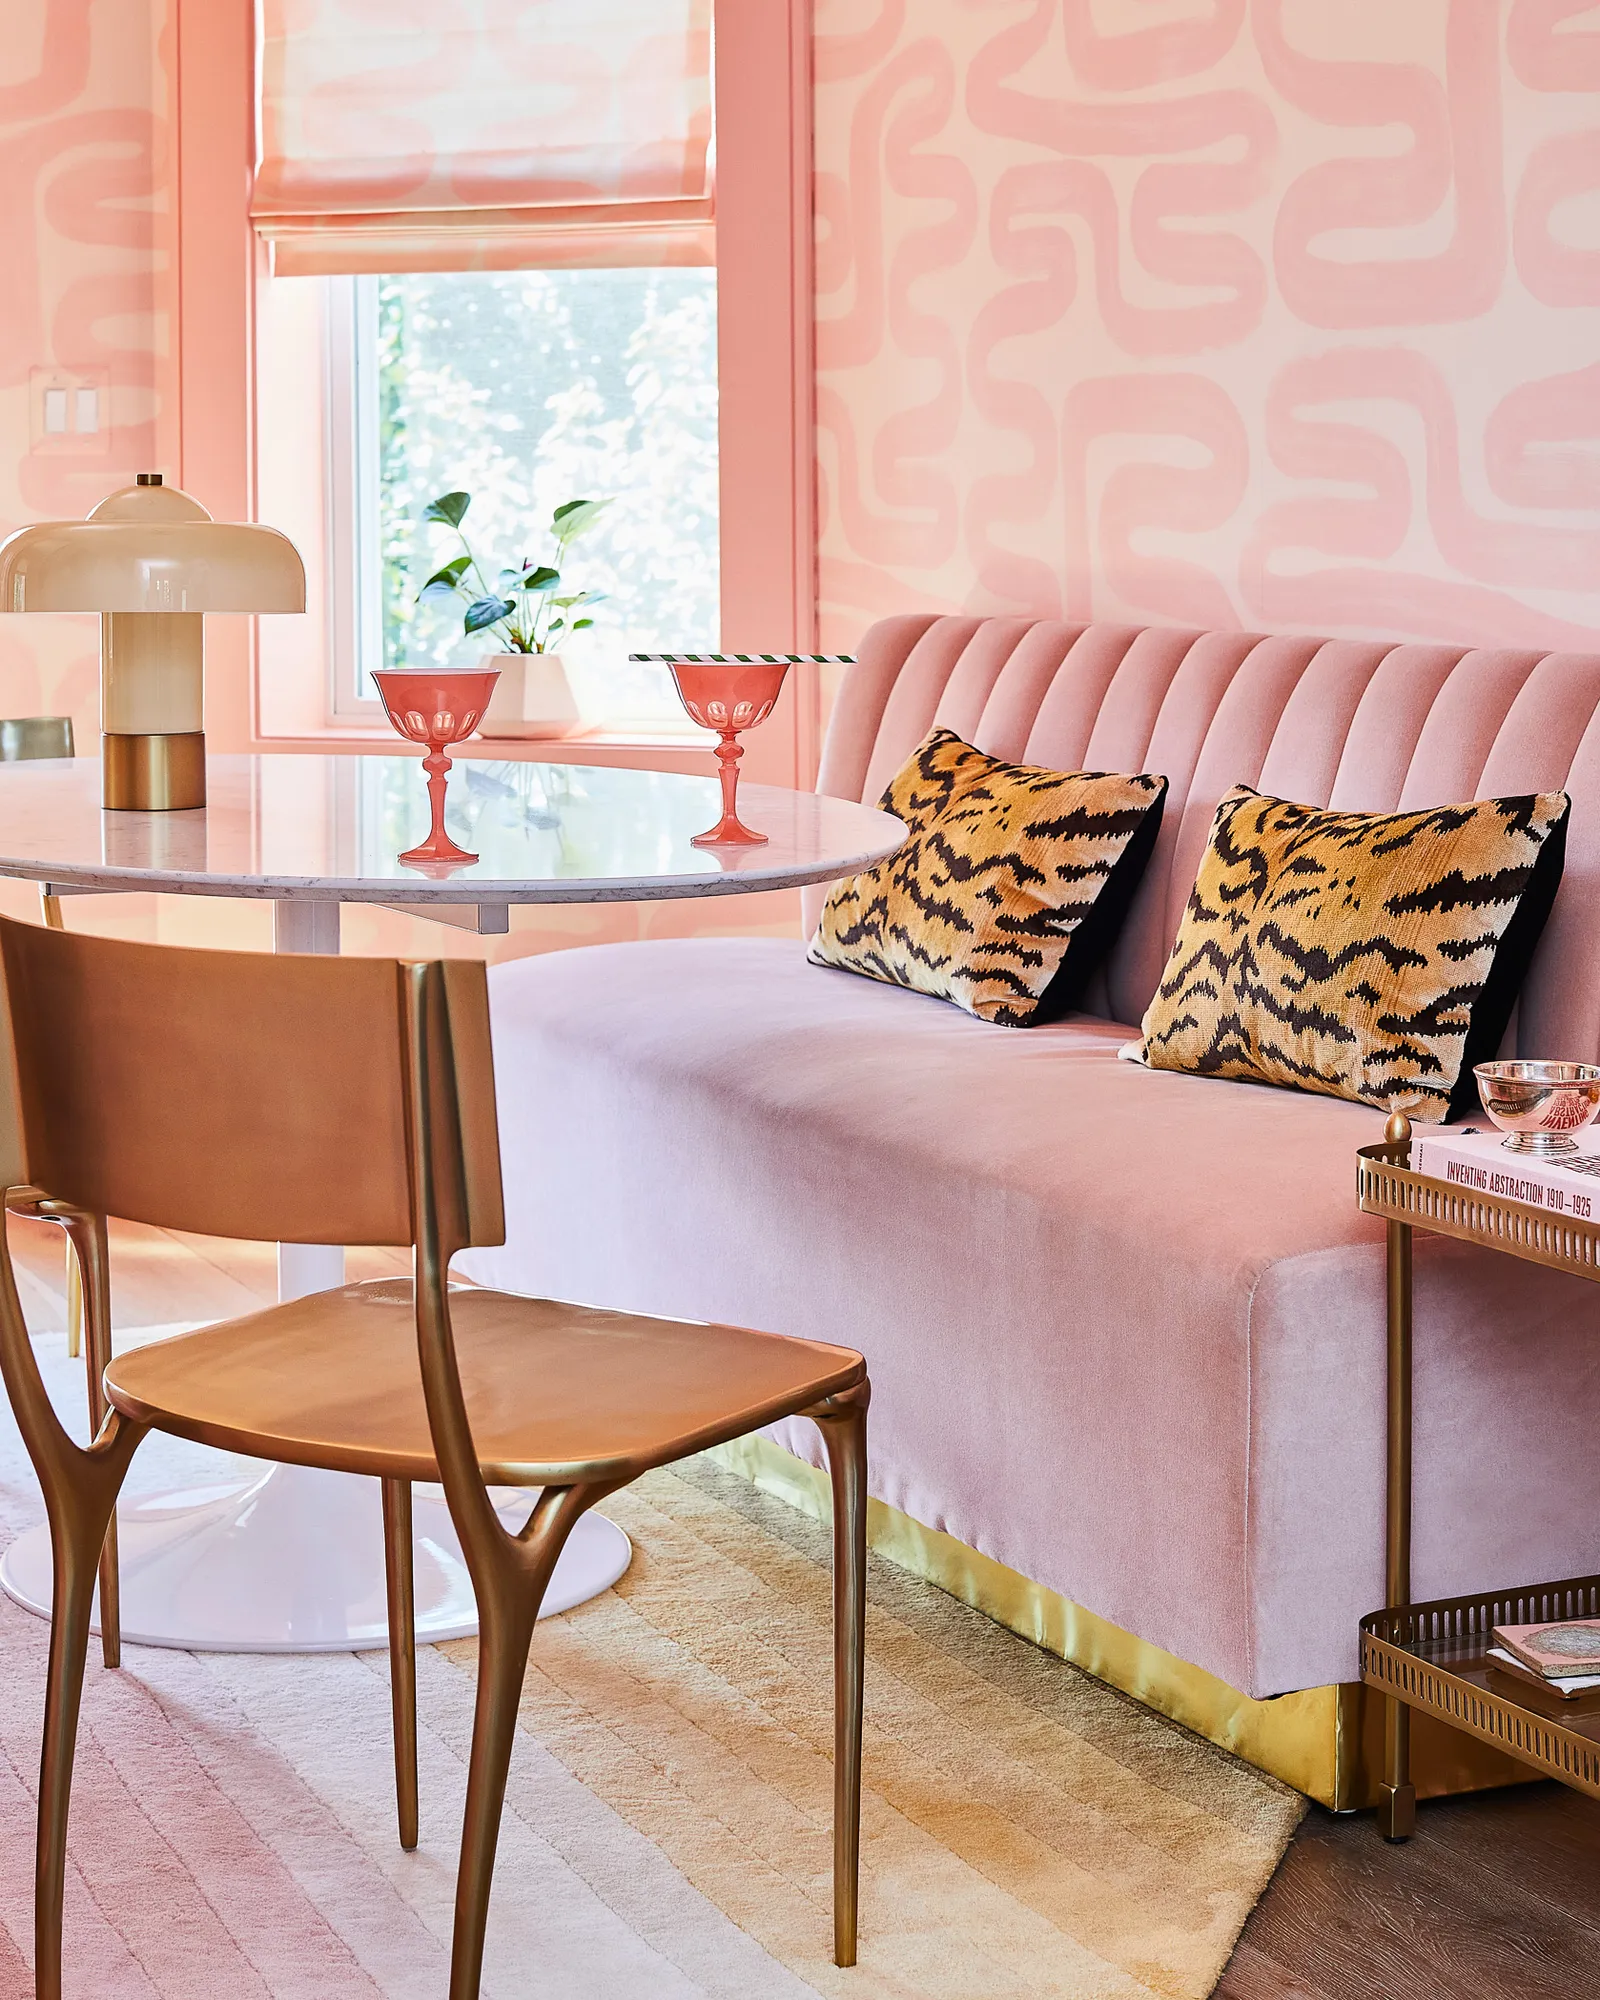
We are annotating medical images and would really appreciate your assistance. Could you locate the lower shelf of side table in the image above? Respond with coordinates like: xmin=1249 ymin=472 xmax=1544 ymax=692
xmin=1361 ymin=1574 xmax=1600 ymax=1799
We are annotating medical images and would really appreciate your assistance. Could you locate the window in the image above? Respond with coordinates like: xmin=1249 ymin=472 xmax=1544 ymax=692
xmin=249 ymin=4 xmax=812 ymax=763
xmin=327 ymin=267 xmax=719 ymax=734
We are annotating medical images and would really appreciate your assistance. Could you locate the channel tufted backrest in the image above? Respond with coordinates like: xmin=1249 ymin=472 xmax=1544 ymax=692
xmin=811 ymin=616 xmax=1600 ymax=1057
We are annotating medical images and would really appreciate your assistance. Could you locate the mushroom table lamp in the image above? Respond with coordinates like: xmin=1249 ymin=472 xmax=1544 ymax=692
xmin=0 ymin=474 xmax=305 ymax=810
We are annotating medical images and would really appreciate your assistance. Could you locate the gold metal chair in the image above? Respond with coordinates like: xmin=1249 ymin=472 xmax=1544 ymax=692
xmin=0 ymin=917 xmax=869 ymax=2000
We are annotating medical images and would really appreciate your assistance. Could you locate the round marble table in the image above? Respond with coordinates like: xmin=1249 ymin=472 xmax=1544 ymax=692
xmin=0 ymin=753 xmax=904 ymax=1653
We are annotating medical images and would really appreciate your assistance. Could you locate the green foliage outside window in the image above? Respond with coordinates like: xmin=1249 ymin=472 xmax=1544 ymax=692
xmin=372 ymin=268 xmax=719 ymax=724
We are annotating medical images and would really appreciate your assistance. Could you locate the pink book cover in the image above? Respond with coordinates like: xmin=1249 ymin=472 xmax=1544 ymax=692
xmin=1411 ymin=1129 xmax=1600 ymax=1222
xmin=1491 ymin=1618 xmax=1600 ymax=1679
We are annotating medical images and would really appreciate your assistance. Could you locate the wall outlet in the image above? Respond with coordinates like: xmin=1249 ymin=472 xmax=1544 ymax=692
xmin=29 ymin=368 xmax=111 ymax=455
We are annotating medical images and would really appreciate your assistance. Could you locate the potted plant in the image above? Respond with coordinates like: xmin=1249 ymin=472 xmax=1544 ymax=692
xmin=418 ymin=490 xmax=610 ymax=739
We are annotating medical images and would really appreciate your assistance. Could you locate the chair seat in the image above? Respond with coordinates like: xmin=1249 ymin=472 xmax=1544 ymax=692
xmin=104 ymin=1278 xmax=865 ymax=1485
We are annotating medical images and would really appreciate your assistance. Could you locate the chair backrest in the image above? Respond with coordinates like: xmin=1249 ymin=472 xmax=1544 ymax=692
xmin=813 ymin=616 xmax=1600 ymax=1059
xmin=0 ymin=919 xmax=504 ymax=1249
xmin=0 ymin=717 xmax=73 ymax=763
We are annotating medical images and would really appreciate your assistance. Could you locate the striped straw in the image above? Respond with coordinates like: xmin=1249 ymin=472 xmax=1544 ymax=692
xmin=629 ymin=652 xmax=857 ymax=665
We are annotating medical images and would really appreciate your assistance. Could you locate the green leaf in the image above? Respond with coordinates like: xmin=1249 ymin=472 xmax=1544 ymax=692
xmin=464 ymin=595 xmax=515 ymax=634
xmin=548 ymin=618 xmax=565 ymax=635
xmin=423 ymin=490 xmax=471 ymax=527
xmin=572 ymin=617 xmax=594 ymax=630
xmin=421 ymin=556 xmax=471 ymax=593
xmin=518 ymin=565 xmax=560 ymax=592
xmin=550 ymin=498 xmax=609 ymax=543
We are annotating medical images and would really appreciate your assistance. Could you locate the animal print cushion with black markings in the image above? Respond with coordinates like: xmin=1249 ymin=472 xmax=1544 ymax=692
xmin=1132 ymin=784 xmax=1572 ymax=1121
xmin=809 ymin=727 xmax=1168 ymax=1026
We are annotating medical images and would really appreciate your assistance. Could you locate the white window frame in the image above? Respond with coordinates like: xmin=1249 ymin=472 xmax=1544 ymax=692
xmin=324 ymin=275 xmax=385 ymax=720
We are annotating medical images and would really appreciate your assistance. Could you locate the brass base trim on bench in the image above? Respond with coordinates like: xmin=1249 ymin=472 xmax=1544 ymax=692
xmin=710 ymin=1432 xmax=1534 ymax=1812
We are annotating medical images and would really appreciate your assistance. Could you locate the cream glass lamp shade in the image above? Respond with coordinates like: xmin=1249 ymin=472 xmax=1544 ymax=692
xmin=0 ymin=476 xmax=306 ymax=810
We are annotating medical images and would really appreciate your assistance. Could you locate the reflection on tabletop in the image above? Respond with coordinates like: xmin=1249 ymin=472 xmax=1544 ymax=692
xmin=0 ymin=754 xmax=905 ymax=897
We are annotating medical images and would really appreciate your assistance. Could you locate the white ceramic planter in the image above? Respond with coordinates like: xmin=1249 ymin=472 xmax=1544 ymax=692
xmin=476 ymin=651 xmax=584 ymax=739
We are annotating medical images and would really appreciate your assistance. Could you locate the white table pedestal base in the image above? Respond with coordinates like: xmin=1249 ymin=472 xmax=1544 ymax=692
xmin=0 ymin=1465 xmax=632 ymax=1652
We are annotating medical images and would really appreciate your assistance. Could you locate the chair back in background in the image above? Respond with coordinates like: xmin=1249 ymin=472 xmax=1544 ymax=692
xmin=0 ymin=718 xmax=73 ymax=763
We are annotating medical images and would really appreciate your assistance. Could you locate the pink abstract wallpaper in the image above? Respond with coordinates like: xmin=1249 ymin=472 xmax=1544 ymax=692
xmin=813 ymin=1 xmax=1600 ymax=656
xmin=0 ymin=1 xmax=175 ymax=731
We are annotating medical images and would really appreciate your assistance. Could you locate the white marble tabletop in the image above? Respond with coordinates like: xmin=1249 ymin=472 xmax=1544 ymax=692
xmin=0 ymin=755 xmax=904 ymax=904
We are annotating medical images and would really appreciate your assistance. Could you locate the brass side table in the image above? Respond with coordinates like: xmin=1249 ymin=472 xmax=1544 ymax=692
xmin=1357 ymin=1110 xmax=1600 ymax=1840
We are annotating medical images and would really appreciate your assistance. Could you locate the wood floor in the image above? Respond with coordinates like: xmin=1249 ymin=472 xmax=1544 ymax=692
xmin=1220 ymin=1783 xmax=1600 ymax=1999
xmin=8 ymin=1212 xmax=1600 ymax=2000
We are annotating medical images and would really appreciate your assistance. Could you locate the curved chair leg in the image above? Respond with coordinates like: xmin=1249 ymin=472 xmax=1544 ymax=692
xmin=54 ymin=1211 xmax=120 ymax=1670
xmin=382 ymin=1478 xmax=419 ymax=1850
xmin=0 ymin=1208 xmax=142 ymax=1999
xmin=449 ymin=1484 xmax=599 ymax=2000
xmin=811 ymin=1381 xmax=870 ymax=1969
xmin=36 ymin=1469 xmax=130 ymax=2000
xmin=451 ymin=1594 xmax=538 ymax=2000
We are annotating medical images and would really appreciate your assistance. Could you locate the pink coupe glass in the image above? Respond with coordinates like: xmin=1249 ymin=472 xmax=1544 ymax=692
xmin=372 ymin=667 xmax=500 ymax=867
xmin=667 ymin=659 xmax=791 ymax=846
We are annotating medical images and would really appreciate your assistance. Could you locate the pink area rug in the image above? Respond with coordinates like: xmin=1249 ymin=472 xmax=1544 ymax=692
xmin=0 ymin=1336 xmax=1300 ymax=1997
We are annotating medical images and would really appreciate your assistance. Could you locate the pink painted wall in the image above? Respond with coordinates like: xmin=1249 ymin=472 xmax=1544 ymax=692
xmin=0 ymin=1 xmax=179 ymax=742
xmin=812 ymin=1 xmax=1600 ymax=658
xmin=18 ymin=5 xmax=1600 ymax=735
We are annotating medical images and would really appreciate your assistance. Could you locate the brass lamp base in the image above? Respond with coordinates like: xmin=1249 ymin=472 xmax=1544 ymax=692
xmin=102 ymin=732 xmax=207 ymax=811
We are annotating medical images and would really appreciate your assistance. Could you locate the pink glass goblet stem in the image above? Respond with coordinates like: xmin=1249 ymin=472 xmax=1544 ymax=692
xmin=693 ymin=730 xmax=765 ymax=847
xmin=401 ymin=744 xmax=477 ymax=866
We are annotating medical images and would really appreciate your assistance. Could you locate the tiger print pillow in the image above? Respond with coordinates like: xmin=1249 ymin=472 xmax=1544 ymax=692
xmin=809 ymin=728 xmax=1167 ymax=1026
xmin=1133 ymin=784 xmax=1571 ymax=1121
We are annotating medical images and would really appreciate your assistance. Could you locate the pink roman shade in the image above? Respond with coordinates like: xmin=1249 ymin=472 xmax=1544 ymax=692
xmin=253 ymin=0 xmax=714 ymax=275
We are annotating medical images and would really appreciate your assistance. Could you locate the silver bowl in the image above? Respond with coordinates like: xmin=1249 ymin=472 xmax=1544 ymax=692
xmin=1474 ymin=1060 xmax=1600 ymax=1154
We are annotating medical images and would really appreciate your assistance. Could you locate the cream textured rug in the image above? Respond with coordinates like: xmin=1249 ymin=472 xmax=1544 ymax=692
xmin=0 ymin=1336 xmax=1302 ymax=1997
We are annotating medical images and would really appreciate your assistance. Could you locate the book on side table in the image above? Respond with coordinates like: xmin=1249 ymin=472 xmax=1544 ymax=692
xmin=1411 ymin=1127 xmax=1600 ymax=1221
xmin=1488 ymin=1619 xmax=1600 ymax=1699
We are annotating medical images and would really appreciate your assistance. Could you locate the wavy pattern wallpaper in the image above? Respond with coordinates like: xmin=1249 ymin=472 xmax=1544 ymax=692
xmin=0 ymin=0 xmax=175 ymax=731
xmin=7 ymin=4 xmax=1598 ymax=781
xmin=813 ymin=1 xmax=1600 ymax=657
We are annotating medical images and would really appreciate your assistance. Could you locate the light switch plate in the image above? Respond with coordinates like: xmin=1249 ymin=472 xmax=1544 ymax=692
xmin=29 ymin=367 xmax=111 ymax=455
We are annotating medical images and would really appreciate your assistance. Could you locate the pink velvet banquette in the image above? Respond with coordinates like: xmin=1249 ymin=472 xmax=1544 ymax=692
xmin=460 ymin=615 xmax=1600 ymax=1801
